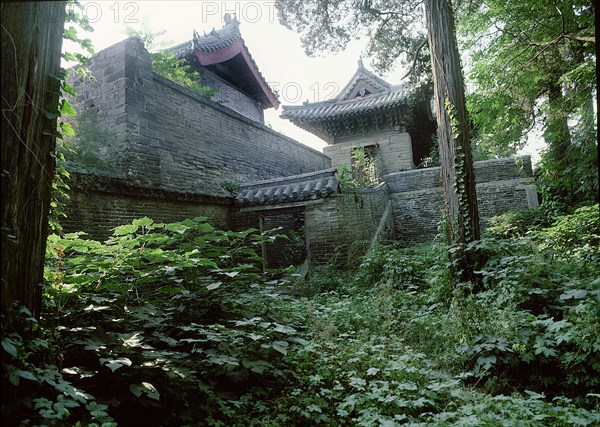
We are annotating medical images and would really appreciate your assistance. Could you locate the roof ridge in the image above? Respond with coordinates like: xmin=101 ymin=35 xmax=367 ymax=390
xmin=281 ymin=87 xmax=409 ymax=115
xmin=239 ymin=168 xmax=337 ymax=189
xmin=336 ymin=63 xmax=392 ymax=101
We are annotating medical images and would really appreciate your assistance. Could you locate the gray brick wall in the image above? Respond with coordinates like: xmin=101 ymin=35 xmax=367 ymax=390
xmin=384 ymin=156 xmax=538 ymax=245
xmin=305 ymin=200 xmax=340 ymax=264
xmin=65 ymin=37 xmax=331 ymax=235
xmin=63 ymin=174 xmax=230 ymax=240
xmin=337 ymin=184 xmax=390 ymax=244
xmin=153 ymin=75 xmax=331 ymax=195
xmin=200 ymin=69 xmax=265 ymax=124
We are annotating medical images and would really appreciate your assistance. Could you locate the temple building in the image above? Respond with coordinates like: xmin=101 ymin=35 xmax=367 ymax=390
xmin=281 ymin=60 xmax=436 ymax=176
xmin=171 ymin=14 xmax=279 ymax=124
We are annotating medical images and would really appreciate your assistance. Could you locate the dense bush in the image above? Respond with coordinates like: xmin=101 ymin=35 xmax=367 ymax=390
xmin=2 ymin=207 xmax=599 ymax=425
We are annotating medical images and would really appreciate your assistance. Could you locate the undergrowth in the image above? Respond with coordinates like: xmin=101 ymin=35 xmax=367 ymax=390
xmin=2 ymin=205 xmax=599 ymax=426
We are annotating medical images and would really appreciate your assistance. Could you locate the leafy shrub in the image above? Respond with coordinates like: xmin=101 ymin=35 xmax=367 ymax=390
xmin=4 ymin=209 xmax=599 ymax=426
xmin=485 ymin=208 xmax=550 ymax=239
xmin=456 ymin=218 xmax=600 ymax=398
xmin=4 ymin=217 xmax=300 ymax=426
xmin=538 ymin=204 xmax=600 ymax=262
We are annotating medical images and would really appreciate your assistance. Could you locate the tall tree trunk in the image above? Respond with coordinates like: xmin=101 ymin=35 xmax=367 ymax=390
xmin=544 ymin=80 xmax=573 ymax=202
xmin=424 ymin=0 xmax=480 ymax=281
xmin=1 ymin=2 xmax=66 ymax=318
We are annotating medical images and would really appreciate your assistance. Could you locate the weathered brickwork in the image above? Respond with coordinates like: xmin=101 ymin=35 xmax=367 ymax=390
xmin=304 ymin=200 xmax=340 ymax=264
xmin=65 ymin=37 xmax=331 ymax=236
xmin=63 ymin=174 xmax=230 ymax=240
xmin=324 ymin=130 xmax=414 ymax=175
xmin=385 ymin=156 xmax=539 ymax=246
xmin=200 ymin=69 xmax=265 ymax=124
xmin=153 ymin=76 xmax=330 ymax=194
xmin=337 ymin=184 xmax=391 ymax=244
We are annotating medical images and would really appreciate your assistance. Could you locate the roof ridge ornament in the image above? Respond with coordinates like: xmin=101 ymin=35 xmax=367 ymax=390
xmin=224 ymin=13 xmax=237 ymax=25
xmin=358 ymin=57 xmax=364 ymax=69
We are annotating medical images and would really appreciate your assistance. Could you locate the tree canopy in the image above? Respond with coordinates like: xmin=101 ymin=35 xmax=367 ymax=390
xmin=276 ymin=0 xmax=430 ymax=82
xmin=457 ymin=0 xmax=596 ymax=206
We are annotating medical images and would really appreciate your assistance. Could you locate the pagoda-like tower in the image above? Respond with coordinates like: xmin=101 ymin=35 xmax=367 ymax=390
xmin=282 ymin=61 xmax=435 ymax=174
xmin=171 ymin=14 xmax=279 ymax=124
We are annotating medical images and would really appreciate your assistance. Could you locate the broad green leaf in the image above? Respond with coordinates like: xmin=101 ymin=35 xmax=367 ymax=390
xmin=206 ymin=282 xmax=221 ymax=290
xmin=366 ymin=367 xmax=380 ymax=376
xmin=101 ymin=358 xmax=132 ymax=372
xmin=60 ymin=99 xmax=77 ymax=116
xmin=113 ymin=224 xmax=139 ymax=236
xmin=60 ymin=122 xmax=75 ymax=136
xmin=2 ymin=339 xmax=17 ymax=357
xmin=132 ymin=217 xmax=154 ymax=228
xmin=17 ymin=370 xmax=38 ymax=382
xmin=272 ymin=341 xmax=289 ymax=355
xmin=165 ymin=223 xmax=189 ymax=234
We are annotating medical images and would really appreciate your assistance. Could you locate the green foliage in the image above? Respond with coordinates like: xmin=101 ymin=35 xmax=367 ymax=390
xmin=281 ymin=228 xmax=307 ymax=267
xmin=60 ymin=107 xmax=131 ymax=174
xmin=485 ymin=207 xmax=555 ymax=239
xmin=537 ymin=204 xmax=600 ymax=260
xmin=4 ymin=208 xmax=600 ymax=425
xmin=457 ymin=0 xmax=597 ymax=207
xmin=337 ymin=147 xmax=381 ymax=190
xmin=125 ymin=22 xmax=218 ymax=98
xmin=222 ymin=181 xmax=241 ymax=195
xmin=536 ymin=139 xmax=599 ymax=209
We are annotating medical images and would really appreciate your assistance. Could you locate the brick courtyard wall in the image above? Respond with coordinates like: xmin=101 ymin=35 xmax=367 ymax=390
xmin=304 ymin=200 xmax=340 ymax=264
xmin=63 ymin=173 xmax=230 ymax=240
xmin=337 ymin=183 xmax=391 ymax=243
xmin=153 ymin=75 xmax=331 ymax=195
xmin=384 ymin=156 xmax=539 ymax=246
xmin=64 ymin=37 xmax=331 ymax=235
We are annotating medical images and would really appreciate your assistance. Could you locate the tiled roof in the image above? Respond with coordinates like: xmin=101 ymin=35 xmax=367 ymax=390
xmin=281 ymin=86 xmax=410 ymax=121
xmin=235 ymin=169 xmax=338 ymax=207
xmin=193 ymin=19 xmax=241 ymax=52
xmin=171 ymin=15 xmax=242 ymax=57
xmin=281 ymin=61 xmax=413 ymax=141
xmin=337 ymin=60 xmax=392 ymax=101
xmin=169 ymin=15 xmax=279 ymax=109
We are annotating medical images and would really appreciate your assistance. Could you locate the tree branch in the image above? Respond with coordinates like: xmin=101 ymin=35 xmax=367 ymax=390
xmin=401 ymin=38 xmax=428 ymax=80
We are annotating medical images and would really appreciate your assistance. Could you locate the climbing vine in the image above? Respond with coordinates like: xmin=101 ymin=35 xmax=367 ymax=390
xmin=48 ymin=0 xmax=95 ymax=234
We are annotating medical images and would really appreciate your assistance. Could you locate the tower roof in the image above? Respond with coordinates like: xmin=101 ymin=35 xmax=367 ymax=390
xmin=171 ymin=15 xmax=279 ymax=109
xmin=281 ymin=62 xmax=412 ymax=142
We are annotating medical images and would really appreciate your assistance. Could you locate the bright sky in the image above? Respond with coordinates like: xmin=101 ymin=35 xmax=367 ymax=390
xmin=74 ymin=0 xmax=412 ymax=153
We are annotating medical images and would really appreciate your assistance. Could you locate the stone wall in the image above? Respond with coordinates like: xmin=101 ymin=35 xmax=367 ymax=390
xmin=63 ymin=173 xmax=230 ymax=239
xmin=304 ymin=200 xmax=340 ymax=264
xmin=153 ymin=75 xmax=330 ymax=194
xmin=337 ymin=183 xmax=391 ymax=245
xmin=385 ymin=156 xmax=539 ymax=245
xmin=200 ymin=69 xmax=265 ymax=124
xmin=324 ymin=130 xmax=414 ymax=175
xmin=65 ymin=37 xmax=331 ymax=235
